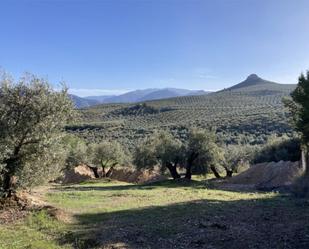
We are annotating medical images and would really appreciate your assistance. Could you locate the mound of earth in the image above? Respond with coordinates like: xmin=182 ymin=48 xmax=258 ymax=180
xmin=0 ymin=187 xmax=73 ymax=224
xmin=0 ymin=191 xmax=43 ymax=224
xmin=61 ymin=165 xmax=96 ymax=184
xmin=110 ymin=168 xmax=167 ymax=184
xmin=62 ymin=165 xmax=166 ymax=184
xmin=228 ymin=161 xmax=303 ymax=190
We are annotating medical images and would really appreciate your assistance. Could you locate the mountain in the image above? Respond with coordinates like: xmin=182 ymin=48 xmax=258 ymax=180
xmin=137 ymin=89 xmax=180 ymax=102
xmin=69 ymin=74 xmax=294 ymax=108
xmin=104 ymin=89 xmax=158 ymax=103
xmin=137 ymin=88 xmax=209 ymax=102
xmin=71 ymin=88 xmax=209 ymax=107
xmin=69 ymin=94 xmax=100 ymax=108
xmin=84 ymin=95 xmax=116 ymax=103
xmin=227 ymin=74 xmax=295 ymax=92
xmin=186 ymin=90 xmax=210 ymax=96
xmin=92 ymin=88 xmax=207 ymax=103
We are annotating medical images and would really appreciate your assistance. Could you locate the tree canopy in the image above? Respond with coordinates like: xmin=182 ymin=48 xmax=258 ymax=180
xmin=284 ymin=71 xmax=309 ymax=144
xmin=133 ymin=131 xmax=184 ymax=179
xmin=0 ymin=73 xmax=75 ymax=195
xmin=185 ymin=128 xmax=224 ymax=179
xmin=89 ymin=141 xmax=126 ymax=177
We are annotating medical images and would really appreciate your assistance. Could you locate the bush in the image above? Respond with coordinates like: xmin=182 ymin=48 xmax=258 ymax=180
xmin=253 ymin=135 xmax=301 ymax=163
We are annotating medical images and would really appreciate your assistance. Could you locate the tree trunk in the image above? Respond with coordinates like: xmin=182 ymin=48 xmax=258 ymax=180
xmin=165 ymin=162 xmax=181 ymax=180
xmin=106 ymin=166 xmax=114 ymax=177
xmin=101 ymin=166 xmax=106 ymax=177
xmin=185 ymin=165 xmax=192 ymax=179
xmin=2 ymin=158 xmax=19 ymax=197
xmin=211 ymin=166 xmax=221 ymax=178
xmin=185 ymin=153 xmax=198 ymax=180
xmin=225 ymin=168 xmax=233 ymax=177
xmin=88 ymin=166 xmax=99 ymax=178
xmin=302 ymin=147 xmax=309 ymax=177
xmin=2 ymin=172 xmax=14 ymax=197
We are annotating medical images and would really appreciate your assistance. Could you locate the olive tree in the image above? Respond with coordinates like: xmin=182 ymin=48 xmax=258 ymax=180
xmin=185 ymin=129 xmax=223 ymax=179
xmin=133 ymin=131 xmax=184 ymax=179
xmin=223 ymin=145 xmax=253 ymax=177
xmin=62 ymin=134 xmax=93 ymax=172
xmin=90 ymin=141 xmax=126 ymax=177
xmin=0 ymin=73 xmax=75 ymax=196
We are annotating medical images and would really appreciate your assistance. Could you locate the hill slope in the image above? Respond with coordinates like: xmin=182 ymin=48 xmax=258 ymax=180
xmin=68 ymin=75 xmax=296 ymax=149
xmin=69 ymin=94 xmax=100 ymax=108
xmin=71 ymin=88 xmax=209 ymax=107
xmin=227 ymin=74 xmax=295 ymax=93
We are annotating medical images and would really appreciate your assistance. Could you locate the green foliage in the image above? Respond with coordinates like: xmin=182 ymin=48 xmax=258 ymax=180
xmin=253 ymin=135 xmax=301 ymax=163
xmin=223 ymin=144 xmax=255 ymax=174
xmin=0 ymin=72 xmax=75 ymax=192
xmin=186 ymin=128 xmax=224 ymax=175
xmin=154 ymin=132 xmax=184 ymax=169
xmin=89 ymin=141 xmax=127 ymax=169
xmin=107 ymin=103 xmax=173 ymax=117
xmin=284 ymin=71 xmax=309 ymax=144
xmin=133 ymin=138 xmax=158 ymax=170
xmin=133 ymin=131 xmax=184 ymax=178
xmin=134 ymin=129 xmax=227 ymax=179
xmin=62 ymin=134 xmax=89 ymax=170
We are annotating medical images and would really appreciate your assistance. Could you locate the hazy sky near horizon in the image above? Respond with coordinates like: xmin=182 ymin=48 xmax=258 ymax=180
xmin=1 ymin=0 xmax=309 ymax=96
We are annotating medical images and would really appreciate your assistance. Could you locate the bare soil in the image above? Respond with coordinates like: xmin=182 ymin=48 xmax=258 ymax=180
xmin=228 ymin=161 xmax=303 ymax=190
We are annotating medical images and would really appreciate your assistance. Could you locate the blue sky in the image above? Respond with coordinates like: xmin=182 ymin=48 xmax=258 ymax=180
xmin=1 ymin=0 xmax=309 ymax=96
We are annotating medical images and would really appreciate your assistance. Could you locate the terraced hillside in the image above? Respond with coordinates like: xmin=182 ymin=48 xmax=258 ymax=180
xmin=67 ymin=75 xmax=296 ymax=149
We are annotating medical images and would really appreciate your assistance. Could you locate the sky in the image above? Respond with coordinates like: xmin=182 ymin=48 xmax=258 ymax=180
xmin=0 ymin=0 xmax=309 ymax=96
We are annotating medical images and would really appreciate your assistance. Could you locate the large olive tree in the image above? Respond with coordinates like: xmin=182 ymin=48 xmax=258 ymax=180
xmin=185 ymin=129 xmax=223 ymax=179
xmin=0 ymin=73 xmax=75 ymax=196
xmin=133 ymin=131 xmax=184 ymax=179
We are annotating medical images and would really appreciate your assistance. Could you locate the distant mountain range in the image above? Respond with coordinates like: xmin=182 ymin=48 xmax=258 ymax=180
xmin=70 ymin=88 xmax=210 ymax=108
xmin=69 ymin=74 xmax=296 ymax=108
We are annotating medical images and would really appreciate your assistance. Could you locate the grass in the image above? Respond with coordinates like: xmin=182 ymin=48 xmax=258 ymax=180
xmin=47 ymin=179 xmax=276 ymax=214
xmin=0 ymin=211 xmax=71 ymax=249
xmin=1 ymin=178 xmax=309 ymax=248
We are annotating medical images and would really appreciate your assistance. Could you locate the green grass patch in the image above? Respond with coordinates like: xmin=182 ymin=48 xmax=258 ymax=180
xmin=0 ymin=211 xmax=71 ymax=249
xmin=2 ymin=178 xmax=308 ymax=249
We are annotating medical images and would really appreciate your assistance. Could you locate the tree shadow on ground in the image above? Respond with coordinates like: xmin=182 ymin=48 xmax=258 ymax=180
xmin=55 ymin=178 xmax=265 ymax=195
xmin=59 ymin=190 xmax=309 ymax=249
xmin=55 ymin=179 xmax=211 ymax=192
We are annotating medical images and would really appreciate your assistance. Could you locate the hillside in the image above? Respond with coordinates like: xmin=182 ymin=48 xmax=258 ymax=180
xmin=70 ymin=88 xmax=209 ymax=107
xmin=68 ymin=75 xmax=296 ymax=149
xmin=228 ymin=74 xmax=277 ymax=90
xmin=69 ymin=94 xmax=100 ymax=108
